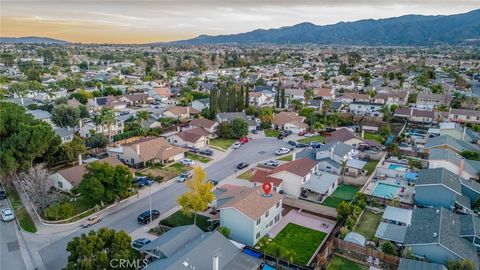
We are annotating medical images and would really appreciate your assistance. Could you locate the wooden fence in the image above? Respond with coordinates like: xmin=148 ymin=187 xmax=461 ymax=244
xmin=333 ymin=238 xmax=400 ymax=266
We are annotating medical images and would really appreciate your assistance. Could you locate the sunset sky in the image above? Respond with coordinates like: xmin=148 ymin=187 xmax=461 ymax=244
xmin=1 ymin=0 xmax=479 ymax=44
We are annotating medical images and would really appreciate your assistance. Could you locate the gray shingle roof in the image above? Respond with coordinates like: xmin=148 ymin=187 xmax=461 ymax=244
xmin=429 ymin=148 xmax=480 ymax=176
xmin=399 ymin=259 xmax=447 ymax=270
xmin=416 ymin=168 xmax=462 ymax=194
xmin=425 ymin=135 xmax=479 ymax=153
xmin=140 ymin=225 xmax=203 ymax=258
xmin=318 ymin=141 xmax=353 ymax=158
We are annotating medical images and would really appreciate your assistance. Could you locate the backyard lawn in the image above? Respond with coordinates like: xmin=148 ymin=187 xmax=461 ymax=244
xmin=237 ymin=169 xmax=254 ymax=180
xmin=363 ymin=133 xmax=384 ymax=143
xmin=159 ymin=210 xmax=210 ymax=231
xmin=185 ymin=152 xmax=212 ymax=163
xmin=264 ymin=129 xmax=281 ymax=137
xmin=354 ymin=210 xmax=382 ymax=240
xmin=209 ymin=138 xmax=236 ymax=150
xmin=297 ymin=135 xmax=325 ymax=144
xmin=142 ymin=162 xmax=187 ymax=181
xmin=364 ymin=160 xmax=379 ymax=176
xmin=327 ymin=256 xmax=368 ymax=270
xmin=322 ymin=184 xmax=358 ymax=208
xmin=260 ymin=223 xmax=327 ymax=265
xmin=277 ymin=154 xmax=292 ymax=161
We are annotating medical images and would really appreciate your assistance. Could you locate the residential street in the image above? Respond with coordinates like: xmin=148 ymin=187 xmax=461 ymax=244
xmin=29 ymin=137 xmax=290 ymax=270
xmin=0 ymin=216 xmax=27 ymax=270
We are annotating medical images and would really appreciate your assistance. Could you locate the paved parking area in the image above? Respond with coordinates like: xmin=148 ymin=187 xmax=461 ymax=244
xmin=269 ymin=209 xmax=336 ymax=238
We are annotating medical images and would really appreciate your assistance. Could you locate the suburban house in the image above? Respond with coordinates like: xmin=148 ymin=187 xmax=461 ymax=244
xmin=149 ymin=87 xmax=172 ymax=102
xmin=87 ymin=96 xmax=127 ymax=111
xmin=216 ymin=112 xmax=257 ymax=130
xmin=48 ymin=156 xmax=128 ymax=192
xmin=374 ymin=206 xmax=412 ymax=244
xmin=374 ymin=91 xmax=409 ymax=106
xmin=316 ymin=141 xmax=357 ymax=164
xmin=424 ymin=135 xmax=480 ymax=154
xmin=250 ymin=168 xmax=284 ymax=192
xmin=398 ymin=259 xmax=447 ymax=270
xmin=191 ymin=98 xmax=209 ymax=112
xmin=215 ymin=186 xmax=282 ymax=246
xmin=162 ymin=106 xmax=200 ymax=120
xmin=140 ymin=225 xmax=262 ymax=270
xmin=78 ymin=119 xmax=124 ymax=139
xmin=189 ymin=118 xmax=219 ymax=136
xmin=54 ymin=128 xmax=74 ymax=144
xmin=348 ymin=102 xmax=384 ymax=117
xmin=118 ymin=93 xmax=154 ymax=106
xmin=341 ymin=92 xmax=370 ymax=103
xmin=314 ymin=87 xmax=335 ymax=100
xmin=448 ymin=108 xmax=480 ymax=124
xmin=427 ymin=122 xmax=479 ymax=143
xmin=403 ymin=207 xmax=479 ymax=266
xmin=165 ymin=127 xmax=210 ymax=148
xmin=393 ymin=108 xmax=435 ymax=124
xmin=106 ymin=137 xmax=187 ymax=168
xmin=271 ymin=112 xmax=308 ymax=133
xmin=415 ymin=93 xmax=452 ymax=110
xmin=428 ymin=148 xmax=480 ymax=180
xmin=324 ymin=128 xmax=382 ymax=150
xmin=301 ymin=171 xmax=340 ymax=203
xmin=27 ymin=109 xmax=52 ymax=124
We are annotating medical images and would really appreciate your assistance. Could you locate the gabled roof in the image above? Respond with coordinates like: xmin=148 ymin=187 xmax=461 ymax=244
xmin=325 ymin=128 xmax=360 ymax=143
xmin=269 ymin=158 xmax=317 ymax=178
xmin=249 ymin=168 xmax=283 ymax=187
xmin=416 ymin=168 xmax=462 ymax=194
xmin=318 ymin=141 xmax=354 ymax=158
xmin=428 ymin=148 xmax=480 ymax=176
xmin=165 ymin=106 xmax=200 ymax=116
xmin=175 ymin=127 xmax=210 ymax=143
xmin=272 ymin=112 xmax=307 ymax=128
xmin=425 ymin=135 xmax=479 ymax=153
xmin=189 ymin=118 xmax=216 ymax=129
xmin=399 ymin=259 xmax=447 ymax=270
xmin=123 ymin=137 xmax=187 ymax=161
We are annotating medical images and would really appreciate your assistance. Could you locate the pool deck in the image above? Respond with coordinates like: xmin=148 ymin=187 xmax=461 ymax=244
xmin=363 ymin=177 xmax=414 ymax=204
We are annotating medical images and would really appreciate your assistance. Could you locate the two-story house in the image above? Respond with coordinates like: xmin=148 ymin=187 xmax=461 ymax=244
xmin=162 ymin=106 xmax=200 ymax=120
xmin=416 ymin=92 xmax=452 ymax=110
xmin=348 ymin=102 xmax=384 ymax=117
xmin=271 ymin=112 xmax=308 ymax=133
xmin=448 ymin=108 xmax=480 ymax=124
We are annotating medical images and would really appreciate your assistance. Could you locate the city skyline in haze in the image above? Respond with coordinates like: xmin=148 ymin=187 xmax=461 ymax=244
xmin=1 ymin=0 xmax=480 ymax=44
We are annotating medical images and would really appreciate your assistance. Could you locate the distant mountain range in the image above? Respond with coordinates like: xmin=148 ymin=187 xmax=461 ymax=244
xmin=0 ymin=36 xmax=69 ymax=44
xmin=166 ymin=9 xmax=480 ymax=46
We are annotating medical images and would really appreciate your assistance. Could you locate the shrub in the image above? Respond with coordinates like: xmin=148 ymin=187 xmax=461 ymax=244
xmin=381 ymin=241 xmax=397 ymax=255
xmin=45 ymin=202 xmax=75 ymax=220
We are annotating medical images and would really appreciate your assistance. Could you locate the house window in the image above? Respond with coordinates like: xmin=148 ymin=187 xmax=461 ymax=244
xmin=276 ymin=202 xmax=280 ymax=209
xmin=466 ymin=116 xmax=470 ymax=120
xmin=118 ymin=123 xmax=122 ymax=127
xmin=269 ymin=220 xmax=273 ymax=227
xmin=326 ymin=166 xmax=331 ymax=169
xmin=454 ymin=115 xmax=458 ymax=119
xmin=256 ymin=218 xmax=261 ymax=226
xmin=265 ymin=210 xmax=269 ymax=218
xmin=58 ymin=181 xmax=63 ymax=188
xmin=131 ymin=158 xmax=135 ymax=164
xmin=256 ymin=232 xmax=260 ymax=239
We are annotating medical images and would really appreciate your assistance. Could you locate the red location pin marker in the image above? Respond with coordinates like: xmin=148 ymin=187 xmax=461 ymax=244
xmin=262 ymin=182 xmax=272 ymax=196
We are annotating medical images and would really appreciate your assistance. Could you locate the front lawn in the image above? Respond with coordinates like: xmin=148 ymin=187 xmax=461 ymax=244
xmin=354 ymin=210 xmax=382 ymax=240
xmin=185 ymin=152 xmax=212 ymax=163
xmin=259 ymin=223 xmax=327 ymax=265
xmin=364 ymin=160 xmax=379 ymax=176
xmin=297 ymin=135 xmax=325 ymax=144
xmin=363 ymin=133 xmax=384 ymax=143
xmin=264 ymin=129 xmax=281 ymax=137
xmin=160 ymin=210 xmax=210 ymax=231
xmin=142 ymin=162 xmax=187 ymax=181
xmin=237 ymin=170 xmax=254 ymax=180
xmin=277 ymin=154 xmax=292 ymax=161
xmin=4 ymin=183 xmax=37 ymax=233
xmin=327 ymin=256 xmax=368 ymax=270
xmin=322 ymin=184 xmax=358 ymax=208
xmin=209 ymin=138 xmax=236 ymax=150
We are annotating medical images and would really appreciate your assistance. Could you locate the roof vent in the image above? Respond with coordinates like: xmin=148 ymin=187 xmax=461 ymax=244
xmin=435 ymin=209 xmax=440 ymax=214
xmin=433 ymin=232 xmax=437 ymax=237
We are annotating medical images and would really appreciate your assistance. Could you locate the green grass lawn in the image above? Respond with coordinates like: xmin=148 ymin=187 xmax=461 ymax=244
xmin=4 ymin=183 xmax=37 ymax=233
xmin=160 ymin=210 xmax=210 ymax=231
xmin=264 ymin=129 xmax=281 ymax=137
xmin=277 ymin=154 xmax=292 ymax=161
xmin=297 ymin=135 xmax=325 ymax=144
xmin=322 ymin=184 xmax=359 ymax=208
xmin=209 ymin=138 xmax=236 ymax=150
xmin=364 ymin=160 xmax=379 ymax=176
xmin=185 ymin=152 xmax=212 ymax=163
xmin=354 ymin=210 xmax=382 ymax=240
xmin=327 ymin=256 xmax=368 ymax=270
xmin=261 ymin=223 xmax=327 ymax=265
xmin=143 ymin=162 xmax=188 ymax=181
xmin=237 ymin=170 xmax=253 ymax=180
xmin=363 ymin=133 xmax=384 ymax=143
xmin=70 ymin=196 xmax=96 ymax=215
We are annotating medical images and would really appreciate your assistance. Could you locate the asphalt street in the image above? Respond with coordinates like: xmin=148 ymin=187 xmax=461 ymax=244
xmin=37 ymin=137 xmax=290 ymax=270
xmin=0 ymin=200 xmax=27 ymax=270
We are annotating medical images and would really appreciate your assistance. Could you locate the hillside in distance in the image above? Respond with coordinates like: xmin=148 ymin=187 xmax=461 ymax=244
xmin=167 ymin=9 xmax=480 ymax=46
xmin=0 ymin=36 xmax=69 ymax=44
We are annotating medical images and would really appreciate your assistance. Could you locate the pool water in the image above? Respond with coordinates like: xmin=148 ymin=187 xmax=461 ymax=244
xmin=372 ymin=183 xmax=400 ymax=198
xmin=388 ymin=164 xmax=407 ymax=171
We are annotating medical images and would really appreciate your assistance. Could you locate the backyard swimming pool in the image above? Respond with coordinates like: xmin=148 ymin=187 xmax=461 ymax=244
xmin=372 ymin=183 xmax=401 ymax=198
xmin=388 ymin=164 xmax=408 ymax=171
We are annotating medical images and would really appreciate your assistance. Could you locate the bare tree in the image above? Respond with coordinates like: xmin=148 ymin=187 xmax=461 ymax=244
xmin=18 ymin=164 xmax=62 ymax=212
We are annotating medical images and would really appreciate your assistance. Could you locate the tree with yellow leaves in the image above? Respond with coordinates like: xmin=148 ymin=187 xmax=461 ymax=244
xmin=177 ymin=166 xmax=215 ymax=225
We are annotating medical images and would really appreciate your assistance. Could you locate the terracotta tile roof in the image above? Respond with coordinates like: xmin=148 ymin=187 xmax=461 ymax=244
xmin=272 ymin=112 xmax=307 ymax=128
xmin=269 ymin=158 xmax=317 ymax=177
xmin=166 ymin=106 xmax=200 ymax=116
xmin=124 ymin=137 xmax=187 ymax=161
xmin=314 ymin=87 xmax=333 ymax=97
xmin=218 ymin=186 xmax=282 ymax=220
xmin=250 ymin=168 xmax=283 ymax=187
xmin=325 ymin=128 xmax=360 ymax=143
xmin=190 ymin=118 xmax=216 ymax=129
xmin=342 ymin=92 xmax=369 ymax=101
xmin=394 ymin=107 xmax=411 ymax=116
xmin=450 ymin=108 xmax=480 ymax=117
xmin=154 ymin=87 xmax=172 ymax=97
xmin=176 ymin=127 xmax=210 ymax=143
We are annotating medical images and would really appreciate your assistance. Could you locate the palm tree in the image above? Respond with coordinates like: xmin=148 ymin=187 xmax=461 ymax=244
xmin=136 ymin=110 xmax=149 ymax=128
xmin=340 ymin=159 xmax=347 ymax=184
xmin=322 ymin=99 xmax=332 ymax=120
xmin=282 ymin=249 xmax=296 ymax=269
xmin=268 ymin=242 xmax=284 ymax=267
xmin=100 ymin=108 xmax=116 ymax=142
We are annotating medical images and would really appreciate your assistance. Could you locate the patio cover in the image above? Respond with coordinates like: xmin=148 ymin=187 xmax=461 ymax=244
xmin=302 ymin=172 xmax=339 ymax=194
xmin=344 ymin=232 xmax=366 ymax=246
xmin=375 ymin=222 xmax=407 ymax=243
xmin=346 ymin=159 xmax=367 ymax=169
xmin=382 ymin=206 xmax=412 ymax=225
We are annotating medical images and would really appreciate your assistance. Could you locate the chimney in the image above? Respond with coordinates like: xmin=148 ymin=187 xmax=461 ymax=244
xmin=361 ymin=130 xmax=365 ymax=139
xmin=330 ymin=146 xmax=335 ymax=160
xmin=459 ymin=158 xmax=465 ymax=177
xmin=136 ymin=144 xmax=140 ymax=157
xmin=78 ymin=154 xmax=83 ymax=165
xmin=187 ymin=106 xmax=190 ymax=115
xmin=213 ymin=256 xmax=219 ymax=270
xmin=462 ymin=126 xmax=467 ymax=141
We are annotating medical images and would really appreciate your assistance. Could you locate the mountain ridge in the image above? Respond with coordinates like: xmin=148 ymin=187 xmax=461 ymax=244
xmin=0 ymin=36 xmax=70 ymax=44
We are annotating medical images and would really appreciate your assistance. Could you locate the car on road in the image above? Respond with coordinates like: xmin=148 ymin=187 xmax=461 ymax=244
xmin=275 ymin=147 xmax=291 ymax=156
xmin=81 ymin=215 xmax=101 ymax=228
xmin=310 ymin=141 xmax=322 ymax=148
xmin=236 ymin=162 xmax=249 ymax=169
xmin=296 ymin=143 xmax=309 ymax=148
xmin=138 ymin=210 xmax=160 ymax=224
xmin=0 ymin=188 xmax=6 ymax=200
xmin=177 ymin=171 xmax=193 ymax=182
xmin=134 ymin=176 xmax=154 ymax=187
xmin=132 ymin=238 xmax=151 ymax=250
xmin=1 ymin=208 xmax=14 ymax=222
xmin=287 ymin=140 xmax=297 ymax=146
xmin=298 ymin=131 xmax=307 ymax=136
xmin=239 ymin=137 xmax=249 ymax=144
xmin=264 ymin=160 xmax=279 ymax=167
xmin=199 ymin=149 xmax=213 ymax=156
xmin=180 ymin=159 xmax=195 ymax=166
xmin=233 ymin=142 xmax=242 ymax=149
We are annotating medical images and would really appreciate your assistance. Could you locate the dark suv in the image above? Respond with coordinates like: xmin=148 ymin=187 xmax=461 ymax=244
xmin=0 ymin=189 xmax=6 ymax=200
xmin=137 ymin=210 xmax=160 ymax=224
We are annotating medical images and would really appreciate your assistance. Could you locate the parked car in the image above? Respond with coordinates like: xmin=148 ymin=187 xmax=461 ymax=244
xmin=180 ymin=159 xmax=195 ymax=166
xmin=277 ymin=134 xmax=285 ymax=140
xmin=1 ymin=208 xmax=14 ymax=222
xmin=134 ymin=176 xmax=154 ymax=187
xmin=251 ymin=129 xmax=258 ymax=134
xmin=199 ymin=149 xmax=213 ymax=156
xmin=304 ymin=133 xmax=315 ymax=137
xmin=239 ymin=137 xmax=249 ymax=144
xmin=132 ymin=238 xmax=151 ymax=250
xmin=189 ymin=147 xmax=200 ymax=153
xmin=177 ymin=171 xmax=193 ymax=182
xmin=236 ymin=162 xmax=249 ymax=169
xmin=264 ymin=160 xmax=279 ymax=167
xmin=0 ymin=189 xmax=6 ymax=200
xmin=233 ymin=142 xmax=242 ymax=149
xmin=82 ymin=215 xmax=102 ymax=228
xmin=287 ymin=140 xmax=297 ymax=146
xmin=310 ymin=141 xmax=322 ymax=148
xmin=298 ymin=131 xmax=307 ymax=136
xmin=275 ymin=147 xmax=291 ymax=156
xmin=296 ymin=143 xmax=309 ymax=148
xmin=137 ymin=210 xmax=160 ymax=224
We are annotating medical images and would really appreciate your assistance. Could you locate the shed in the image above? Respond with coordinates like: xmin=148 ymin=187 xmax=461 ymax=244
xmin=344 ymin=232 xmax=366 ymax=246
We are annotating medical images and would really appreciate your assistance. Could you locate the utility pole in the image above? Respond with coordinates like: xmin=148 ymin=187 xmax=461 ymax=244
xmin=149 ymin=185 xmax=152 ymax=224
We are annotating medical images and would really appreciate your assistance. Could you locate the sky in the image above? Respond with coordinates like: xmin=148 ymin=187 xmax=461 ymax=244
xmin=1 ymin=0 xmax=479 ymax=44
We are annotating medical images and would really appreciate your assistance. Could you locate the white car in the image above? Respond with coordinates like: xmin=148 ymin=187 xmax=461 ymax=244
xmin=180 ymin=159 xmax=195 ymax=166
xmin=1 ymin=208 xmax=15 ymax=222
xmin=264 ymin=160 xmax=279 ymax=167
xmin=233 ymin=142 xmax=242 ymax=149
xmin=275 ymin=147 xmax=291 ymax=156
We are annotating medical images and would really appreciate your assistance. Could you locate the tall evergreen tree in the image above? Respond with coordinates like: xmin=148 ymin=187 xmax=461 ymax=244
xmin=245 ymin=85 xmax=250 ymax=108
xmin=209 ymin=88 xmax=217 ymax=118
xmin=275 ymin=83 xmax=281 ymax=108
xmin=281 ymin=88 xmax=286 ymax=108
xmin=219 ymin=85 xmax=228 ymax=112
xmin=228 ymin=86 xmax=236 ymax=112
xmin=237 ymin=85 xmax=245 ymax=112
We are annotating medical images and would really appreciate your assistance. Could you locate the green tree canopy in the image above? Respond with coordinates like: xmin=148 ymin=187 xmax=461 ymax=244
xmin=51 ymin=105 xmax=81 ymax=128
xmin=231 ymin=118 xmax=249 ymax=138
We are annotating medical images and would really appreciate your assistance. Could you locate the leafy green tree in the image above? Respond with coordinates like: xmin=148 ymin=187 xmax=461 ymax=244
xmin=336 ymin=201 xmax=352 ymax=223
xmin=66 ymin=228 xmax=138 ymax=270
xmin=136 ymin=111 xmax=149 ymax=128
xmin=79 ymin=162 xmax=134 ymax=205
xmin=322 ymin=99 xmax=332 ymax=120
xmin=8 ymin=82 xmax=29 ymax=100
xmin=304 ymin=88 xmax=314 ymax=102
xmin=45 ymin=202 xmax=75 ymax=220
xmin=259 ymin=107 xmax=273 ymax=126
xmin=231 ymin=118 xmax=249 ymax=138
xmin=100 ymin=108 xmax=116 ymax=141
xmin=87 ymin=134 xmax=109 ymax=149
xmin=218 ymin=227 xmax=231 ymax=239
xmin=70 ymin=89 xmax=92 ymax=104
xmin=280 ymin=88 xmax=286 ymax=108
xmin=51 ymin=105 xmax=81 ymax=128
xmin=381 ymin=241 xmax=397 ymax=255
xmin=461 ymin=151 xmax=480 ymax=161
xmin=291 ymin=100 xmax=303 ymax=111
xmin=60 ymin=136 xmax=88 ymax=163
